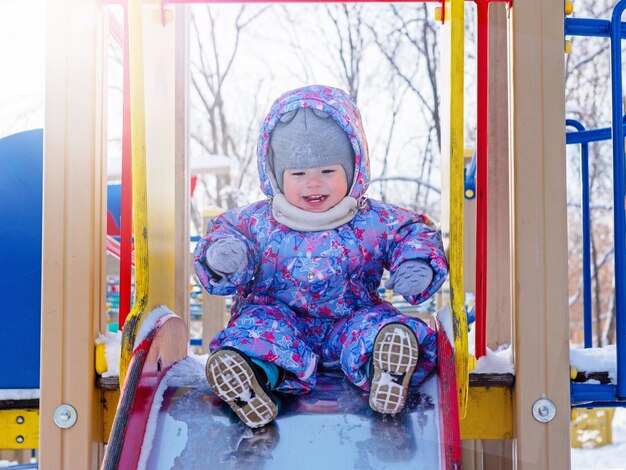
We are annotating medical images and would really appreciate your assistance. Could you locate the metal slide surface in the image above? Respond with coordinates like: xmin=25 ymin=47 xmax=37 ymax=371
xmin=140 ymin=365 xmax=445 ymax=469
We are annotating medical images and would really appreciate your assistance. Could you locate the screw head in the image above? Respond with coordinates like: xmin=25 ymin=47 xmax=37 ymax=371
xmin=16 ymin=435 xmax=24 ymax=444
xmin=532 ymin=397 xmax=556 ymax=423
xmin=53 ymin=404 xmax=78 ymax=429
xmin=16 ymin=416 xmax=24 ymax=424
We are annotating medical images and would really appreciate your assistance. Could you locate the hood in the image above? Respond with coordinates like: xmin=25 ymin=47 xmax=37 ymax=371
xmin=257 ymin=85 xmax=370 ymax=199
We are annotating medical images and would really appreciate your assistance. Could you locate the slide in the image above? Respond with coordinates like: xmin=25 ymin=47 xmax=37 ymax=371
xmin=102 ymin=307 xmax=461 ymax=470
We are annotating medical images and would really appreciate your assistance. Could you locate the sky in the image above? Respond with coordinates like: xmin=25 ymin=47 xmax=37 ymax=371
xmin=0 ymin=0 xmax=45 ymax=139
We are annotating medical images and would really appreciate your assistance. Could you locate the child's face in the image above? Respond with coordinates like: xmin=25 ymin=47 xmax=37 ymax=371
xmin=283 ymin=164 xmax=348 ymax=213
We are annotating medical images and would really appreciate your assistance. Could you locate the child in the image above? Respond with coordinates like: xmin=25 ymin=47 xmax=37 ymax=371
xmin=194 ymin=85 xmax=448 ymax=428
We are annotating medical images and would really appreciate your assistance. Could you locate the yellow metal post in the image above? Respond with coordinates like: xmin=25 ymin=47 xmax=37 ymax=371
xmin=120 ymin=0 xmax=179 ymax=384
xmin=449 ymin=0 xmax=469 ymax=419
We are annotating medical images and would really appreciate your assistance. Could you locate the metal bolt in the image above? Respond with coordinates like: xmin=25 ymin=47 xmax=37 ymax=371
xmin=53 ymin=404 xmax=78 ymax=429
xmin=532 ymin=396 xmax=556 ymax=423
xmin=16 ymin=435 xmax=24 ymax=444
xmin=16 ymin=416 xmax=24 ymax=424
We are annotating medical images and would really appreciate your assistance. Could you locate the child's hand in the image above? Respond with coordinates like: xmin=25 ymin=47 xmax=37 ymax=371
xmin=385 ymin=260 xmax=433 ymax=297
xmin=206 ymin=238 xmax=248 ymax=275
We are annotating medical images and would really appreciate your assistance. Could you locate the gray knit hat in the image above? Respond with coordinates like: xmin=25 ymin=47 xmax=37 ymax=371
xmin=269 ymin=107 xmax=354 ymax=192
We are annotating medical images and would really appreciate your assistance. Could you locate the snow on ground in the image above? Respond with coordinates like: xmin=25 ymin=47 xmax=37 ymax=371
xmin=571 ymin=407 xmax=626 ymax=470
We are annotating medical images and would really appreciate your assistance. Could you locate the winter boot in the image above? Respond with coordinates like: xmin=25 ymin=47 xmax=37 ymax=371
xmin=206 ymin=347 xmax=279 ymax=428
xmin=369 ymin=323 xmax=419 ymax=414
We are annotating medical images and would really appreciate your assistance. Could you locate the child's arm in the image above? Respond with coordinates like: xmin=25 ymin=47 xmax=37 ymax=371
xmin=384 ymin=209 xmax=448 ymax=304
xmin=193 ymin=209 xmax=260 ymax=295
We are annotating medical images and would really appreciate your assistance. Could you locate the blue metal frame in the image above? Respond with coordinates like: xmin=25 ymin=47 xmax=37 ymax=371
xmin=464 ymin=150 xmax=476 ymax=200
xmin=565 ymin=17 xmax=626 ymax=38
xmin=564 ymin=0 xmax=626 ymax=406
xmin=610 ymin=0 xmax=626 ymax=399
xmin=566 ymin=119 xmax=593 ymax=349
xmin=571 ymin=382 xmax=626 ymax=408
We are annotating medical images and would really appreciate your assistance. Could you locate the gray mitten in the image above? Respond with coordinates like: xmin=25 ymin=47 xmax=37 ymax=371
xmin=385 ymin=260 xmax=433 ymax=297
xmin=205 ymin=238 xmax=248 ymax=276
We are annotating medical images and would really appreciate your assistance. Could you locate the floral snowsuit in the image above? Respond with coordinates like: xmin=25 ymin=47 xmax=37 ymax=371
xmin=194 ymin=85 xmax=448 ymax=394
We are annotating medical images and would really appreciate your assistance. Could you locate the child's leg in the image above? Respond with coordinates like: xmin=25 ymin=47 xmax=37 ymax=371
xmin=322 ymin=304 xmax=437 ymax=413
xmin=206 ymin=346 xmax=278 ymax=428
xmin=209 ymin=304 xmax=324 ymax=393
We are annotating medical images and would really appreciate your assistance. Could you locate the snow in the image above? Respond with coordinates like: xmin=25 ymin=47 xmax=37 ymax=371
xmin=571 ymin=407 xmax=626 ymax=470
xmin=472 ymin=344 xmax=515 ymax=374
xmin=137 ymin=354 xmax=208 ymax=469
xmin=96 ymin=331 xmax=122 ymax=377
xmin=133 ymin=306 xmax=175 ymax=350
xmin=467 ymin=318 xmax=515 ymax=374
xmin=378 ymin=371 xmax=396 ymax=387
xmin=570 ymin=345 xmax=617 ymax=382
xmin=0 ymin=388 xmax=39 ymax=400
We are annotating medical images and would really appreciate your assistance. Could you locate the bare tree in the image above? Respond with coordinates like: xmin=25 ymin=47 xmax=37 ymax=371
xmin=366 ymin=4 xmax=442 ymax=212
xmin=189 ymin=3 xmax=449 ymax=219
xmin=322 ymin=4 xmax=366 ymax=102
xmin=190 ymin=4 xmax=271 ymax=213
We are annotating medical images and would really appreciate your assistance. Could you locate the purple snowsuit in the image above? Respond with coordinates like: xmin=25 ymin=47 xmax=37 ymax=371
xmin=194 ymin=85 xmax=448 ymax=394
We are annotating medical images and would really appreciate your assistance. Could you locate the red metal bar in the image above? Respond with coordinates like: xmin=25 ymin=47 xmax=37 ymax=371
xmin=437 ymin=320 xmax=462 ymax=468
xmin=119 ymin=3 xmax=134 ymax=329
xmin=474 ymin=0 xmax=490 ymax=358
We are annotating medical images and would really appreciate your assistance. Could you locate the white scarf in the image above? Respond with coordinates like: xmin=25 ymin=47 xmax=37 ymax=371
xmin=271 ymin=193 xmax=359 ymax=231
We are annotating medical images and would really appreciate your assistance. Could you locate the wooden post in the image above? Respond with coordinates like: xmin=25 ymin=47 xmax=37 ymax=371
xmin=40 ymin=0 xmax=105 ymax=467
xmin=487 ymin=2 xmax=511 ymax=349
xmin=509 ymin=0 xmax=571 ymax=467
xmin=202 ymin=295 xmax=226 ymax=354
xmin=142 ymin=1 xmax=177 ymax=313
xmin=174 ymin=4 xmax=190 ymax=326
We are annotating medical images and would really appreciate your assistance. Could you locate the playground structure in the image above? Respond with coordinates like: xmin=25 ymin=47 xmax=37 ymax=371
xmin=6 ymin=0 xmax=626 ymax=467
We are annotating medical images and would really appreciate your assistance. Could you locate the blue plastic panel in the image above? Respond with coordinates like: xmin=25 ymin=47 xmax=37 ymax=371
xmin=0 ymin=129 xmax=43 ymax=388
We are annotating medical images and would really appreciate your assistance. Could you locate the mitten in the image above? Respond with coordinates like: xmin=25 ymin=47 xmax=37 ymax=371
xmin=385 ymin=260 xmax=433 ymax=297
xmin=205 ymin=238 xmax=248 ymax=276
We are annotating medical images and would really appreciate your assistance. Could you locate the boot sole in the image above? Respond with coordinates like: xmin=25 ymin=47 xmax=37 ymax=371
xmin=206 ymin=348 xmax=278 ymax=428
xmin=369 ymin=323 xmax=419 ymax=414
